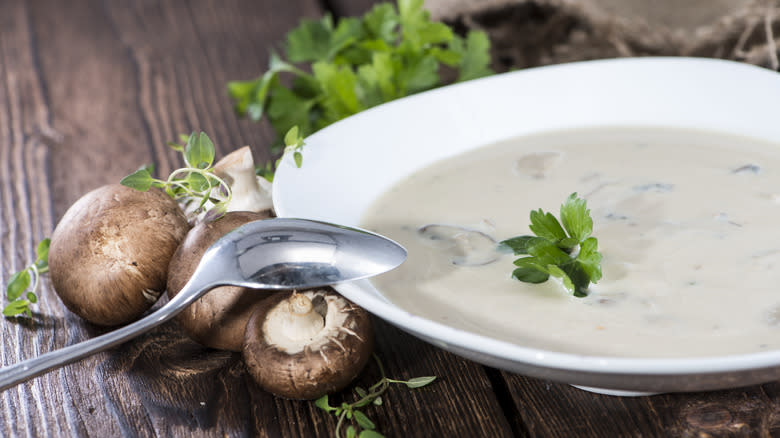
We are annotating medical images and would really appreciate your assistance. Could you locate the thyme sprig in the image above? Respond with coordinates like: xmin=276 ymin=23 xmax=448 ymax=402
xmin=3 ymin=238 xmax=50 ymax=317
xmin=315 ymin=354 xmax=436 ymax=438
xmin=121 ymin=132 xmax=232 ymax=221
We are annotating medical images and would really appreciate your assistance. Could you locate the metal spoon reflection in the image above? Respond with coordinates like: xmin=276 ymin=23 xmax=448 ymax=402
xmin=0 ymin=218 xmax=406 ymax=392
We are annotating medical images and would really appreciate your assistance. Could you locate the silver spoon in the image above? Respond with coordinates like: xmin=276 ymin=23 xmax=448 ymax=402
xmin=0 ymin=218 xmax=406 ymax=392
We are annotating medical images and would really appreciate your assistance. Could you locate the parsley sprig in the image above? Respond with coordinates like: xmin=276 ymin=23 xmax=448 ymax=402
xmin=228 ymin=0 xmax=493 ymax=153
xmin=3 ymin=238 xmax=50 ymax=317
xmin=315 ymin=355 xmax=436 ymax=438
xmin=121 ymin=132 xmax=233 ymax=221
xmin=500 ymin=193 xmax=602 ymax=297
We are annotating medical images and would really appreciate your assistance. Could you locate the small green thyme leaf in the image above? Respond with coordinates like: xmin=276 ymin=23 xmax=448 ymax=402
xmin=120 ymin=168 xmax=154 ymax=191
xmin=353 ymin=411 xmax=375 ymax=430
xmin=402 ymin=376 xmax=436 ymax=388
xmin=6 ymin=270 xmax=30 ymax=301
xmin=228 ymin=0 xmax=494 ymax=177
xmin=3 ymin=299 xmax=30 ymax=317
xmin=36 ymin=238 xmax=50 ymax=265
xmin=185 ymin=132 xmax=216 ymax=169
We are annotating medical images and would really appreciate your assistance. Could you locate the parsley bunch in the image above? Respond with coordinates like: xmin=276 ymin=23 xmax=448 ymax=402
xmin=228 ymin=0 xmax=493 ymax=152
xmin=500 ymin=193 xmax=603 ymax=297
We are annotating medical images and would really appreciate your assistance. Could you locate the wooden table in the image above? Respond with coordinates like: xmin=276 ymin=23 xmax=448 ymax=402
xmin=2 ymin=1 xmax=780 ymax=436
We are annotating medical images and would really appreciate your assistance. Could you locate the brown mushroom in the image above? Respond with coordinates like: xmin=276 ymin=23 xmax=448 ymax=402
xmin=49 ymin=184 xmax=189 ymax=326
xmin=166 ymin=210 xmax=274 ymax=351
xmin=243 ymin=288 xmax=374 ymax=400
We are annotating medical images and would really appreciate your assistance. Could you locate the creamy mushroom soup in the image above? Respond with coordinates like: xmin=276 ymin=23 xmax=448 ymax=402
xmin=360 ymin=127 xmax=780 ymax=358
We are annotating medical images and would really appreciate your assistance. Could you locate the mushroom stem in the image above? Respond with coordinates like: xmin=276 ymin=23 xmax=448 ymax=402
xmin=281 ymin=293 xmax=325 ymax=341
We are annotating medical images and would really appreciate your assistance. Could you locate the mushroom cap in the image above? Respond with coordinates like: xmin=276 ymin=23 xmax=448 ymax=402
xmin=49 ymin=184 xmax=189 ymax=326
xmin=243 ymin=288 xmax=374 ymax=400
xmin=167 ymin=210 xmax=274 ymax=351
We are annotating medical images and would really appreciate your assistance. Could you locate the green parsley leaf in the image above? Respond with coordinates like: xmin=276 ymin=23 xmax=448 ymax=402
xmin=504 ymin=193 xmax=603 ymax=297
xmin=577 ymin=237 xmax=603 ymax=283
xmin=454 ymin=31 xmax=493 ymax=82
xmin=560 ymin=192 xmax=593 ymax=241
xmin=228 ymin=0 xmax=494 ymax=178
xmin=363 ymin=3 xmax=399 ymax=43
xmin=512 ymin=262 xmax=550 ymax=284
xmin=528 ymin=209 xmax=567 ymax=242
xmin=525 ymin=237 xmax=570 ymax=267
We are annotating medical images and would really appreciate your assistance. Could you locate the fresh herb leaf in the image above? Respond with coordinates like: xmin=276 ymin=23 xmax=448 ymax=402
xmin=402 ymin=376 xmax=437 ymax=388
xmin=353 ymin=411 xmax=375 ymax=430
xmin=228 ymin=0 xmax=494 ymax=177
xmin=452 ymin=30 xmax=493 ymax=82
xmin=121 ymin=132 xmax=233 ymax=222
xmin=184 ymin=132 xmax=216 ymax=170
xmin=36 ymin=239 xmax=50 ymax=266
xmin=315 ymin=354 xmax=436 ymax=438
xmin=501 ymin=193 xmax=603 ymax=296
xmin=528 ymin=210 xmax=568 ymax=245
xmin=511 ymin=265 xmax=550 ymax=284
xmin=4 ymin=238 xmax=50 ymax=319
xmin=6 ymin=270 xmax=31 ymax=301
xmin=576 ymin=237 xmax=603 ymax=283
xmin=498 ymin=235 xmax=534 ymax=254
xmin=560 ymin=192 xmax=593 ymax=241
xmin=120 ymin=168 xmax=154 ymax=192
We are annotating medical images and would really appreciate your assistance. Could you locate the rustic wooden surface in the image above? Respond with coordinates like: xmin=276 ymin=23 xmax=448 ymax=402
xmin=1 ymin=0 xmax=779 ymax=437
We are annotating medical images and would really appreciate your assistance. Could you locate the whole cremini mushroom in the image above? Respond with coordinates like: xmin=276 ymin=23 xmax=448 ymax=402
xmin=243 ymin=288 xmax=374 ymax=400
xmin=49 ymin=184 xmax=189 ymax=326
xmin=167 ymin=210 xmax=274 ymax=351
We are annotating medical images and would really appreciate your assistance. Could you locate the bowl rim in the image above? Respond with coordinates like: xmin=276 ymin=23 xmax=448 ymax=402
xmin=273 ymin=57 xmax=780 ymax=383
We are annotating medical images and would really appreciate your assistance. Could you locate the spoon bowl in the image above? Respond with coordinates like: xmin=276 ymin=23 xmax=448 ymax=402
xmin=0 ymin=218 xmax=406 ymax=392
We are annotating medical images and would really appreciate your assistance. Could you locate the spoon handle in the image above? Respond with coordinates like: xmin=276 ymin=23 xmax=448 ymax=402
xmin=0 ymin=282 xmax=207 ymax=392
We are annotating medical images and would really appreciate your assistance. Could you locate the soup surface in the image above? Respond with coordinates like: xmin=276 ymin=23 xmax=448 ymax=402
xmin=361 ymin=127 xmax=780 ymax=357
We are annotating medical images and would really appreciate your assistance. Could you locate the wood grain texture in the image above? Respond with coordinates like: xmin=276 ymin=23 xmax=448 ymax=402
xmin=502 ymin=373 xmax=780 ymax=437
xmin=3 ymin=0 xmax=779 ymax=436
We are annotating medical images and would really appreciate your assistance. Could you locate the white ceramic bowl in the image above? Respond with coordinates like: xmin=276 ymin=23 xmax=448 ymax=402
xmin=273 ymin=57 xmax=780 ymax=395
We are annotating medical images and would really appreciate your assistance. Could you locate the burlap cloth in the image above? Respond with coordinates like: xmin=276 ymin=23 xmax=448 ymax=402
xmin=427 ymin=0 xmax=779 ymax=71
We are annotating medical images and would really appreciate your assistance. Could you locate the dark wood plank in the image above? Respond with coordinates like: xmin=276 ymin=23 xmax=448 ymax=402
xmin=501 ymin=372 xmax=780 ymax=437
xmin=328 ymin=0 xmax=382 ymax=17
xmin=0 ymin=1 xmax=85 ymax=436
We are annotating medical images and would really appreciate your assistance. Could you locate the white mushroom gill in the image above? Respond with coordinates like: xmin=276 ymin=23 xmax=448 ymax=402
xmin=263 ymin=291 xmax=350 ymax=354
